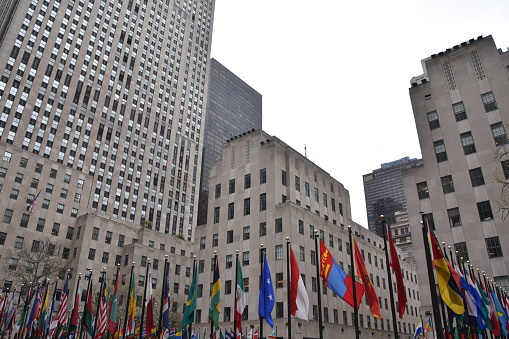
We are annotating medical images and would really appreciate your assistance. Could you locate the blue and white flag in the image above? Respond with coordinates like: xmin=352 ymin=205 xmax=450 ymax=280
xmin=413 ymin=319 xmax=423 ymax=338
xmin=258 ymin=253 xmax=275 ymax=327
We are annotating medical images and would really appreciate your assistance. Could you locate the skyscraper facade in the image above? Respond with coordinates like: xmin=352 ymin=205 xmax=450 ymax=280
xmin=363 ymin=157 xmax=422 ymax=237
xmin=197 ymin=58 xmax=262 ymax=225
xmin=404 ymin=35 xmax=509 ymax=313
xmin=0 ymin=0 xmax=215 ymax=290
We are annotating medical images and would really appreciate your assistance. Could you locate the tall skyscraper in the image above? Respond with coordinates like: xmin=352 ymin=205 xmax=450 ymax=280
xmin=0 ymin=0 xmax=215 ymax=289
xmin=404 ymin=35 xmax=509 ymax=314
xmin=197 ymin=58 xmax=262 ymax=225
xmin=363 ymin=157 xmax=422 ymax=237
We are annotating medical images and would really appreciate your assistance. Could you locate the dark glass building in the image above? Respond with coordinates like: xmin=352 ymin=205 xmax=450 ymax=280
xmin=363 ymin=157 xmax=422 ymax=237
xmin=197 ymin=58 xmax=262 ymax=225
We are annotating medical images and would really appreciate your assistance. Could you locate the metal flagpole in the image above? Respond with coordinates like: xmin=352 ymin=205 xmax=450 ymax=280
xmin=313 ymin=230 xmax=323 ymax=339
xmin=123 ymin=262 xmax=135 ymax=338
xmin=234 ymin=251 xmax=239 ymax=339
xmin=93 ymin=268 xmax=106 ymax=339
xmin=420 ymin=213 xmax=444 ymax=339
xmin=211 ymin=252 xmax=217 ymax=339
xmin=286 ymin=238 xmax=292 ymax=339
xmin=140 ymin=258 xmax=151 ymax=339
xmin=159 ymin=255 xmax=168 ymax=337
xmin=380 ymin=215 xmax=399 ymax=339
xmin=348 ymin=226 xmax=360 ymax=339
xmin=259 ymin=244 xmax=265 ymax=339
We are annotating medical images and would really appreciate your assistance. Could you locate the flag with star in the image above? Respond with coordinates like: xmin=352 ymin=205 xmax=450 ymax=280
xmin=258 ymin=253 xmax=275 ymax=327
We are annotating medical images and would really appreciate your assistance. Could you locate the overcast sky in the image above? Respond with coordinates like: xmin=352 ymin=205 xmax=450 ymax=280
xmin=209 ymin=0 xmax=509 ymax=227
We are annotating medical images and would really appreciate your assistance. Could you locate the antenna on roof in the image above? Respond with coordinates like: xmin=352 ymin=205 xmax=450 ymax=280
xmin=305 ymin=144 xmax=307 ymax=158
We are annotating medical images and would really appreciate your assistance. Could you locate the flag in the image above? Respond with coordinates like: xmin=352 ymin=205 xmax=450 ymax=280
xmin=145 ymin=266 xmax=155 ymax=336
xmin=353 ymin=238 xmax=382 ymax=319
xmin=37 ymin=282 xmax=51 ymax=335
xmin=225 ymin=329 xmax=231 ymax=339
xmin=182 ymin=262 xmax=198 ymax=328
xmin=53 ymin=276 xmax=69 ymax=338
xmin=424 ymin=316 xmax=432 ymax=338
xmin=175 ymin=329 xmax=183 ymax=339
xmin=319 ymin=240 xmax=364 ymax=308
xmin=210 ymin=259 xmax=221 ymax=329
xmin=69 ymin=278 xmax=81 ymax=334
xmin=28 ymin=190 xmax=41 ymax=212
xmin=258 ymin=253 xmax=275 ymax=327
xmin=95 ymin=279 xmax=108 ymax=339
xmin=491 ymin=286 xmax=507 ymax=336
xmin=487 ymin=284 xmax=501 ymax=336
xmin=126 ymin=268 xmax=137 ymax=336
xmin=289 ymin=247 xmax=309 ymax=320
xmin=387 ymin=223 xmax=406 ymax=318
xmin=253 ymin=329 xmax=258 ymax=339
xmin=107 ymin=268 xmax=120 ymax=333
xmin=26 ymin=285 xmax=41 ymax=335
xmin=267 ymin=328 xmax=276 ymax=339
xmin=429 ymin=227 xmax=464 ymax=315
xmin=219 ymin=329 xmax=224 ymax=339
xmin=414 ymin=319 xmax=423 ymax=338
xmin=234 ymin=259 xmax=246 ymax=336
xmin=82 ymin=281 xmax=94 ymax=337
xmin=162 ymin=261 xmax=171 ymax=330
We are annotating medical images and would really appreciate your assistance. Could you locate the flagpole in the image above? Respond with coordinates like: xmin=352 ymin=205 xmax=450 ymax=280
xmin=380 ymin=216 xmax=399 ymax=339
xmin=189 ymin=256 xmax=197 ymax=338
xmin=80 ymin=272 xmax=92 ymax=339
xmin=159 ymin=255 xmax=169 ymax=337
xmin=44 ymin=280 xmax=59 ymax=339
xmin=141 ymin=259 xmax=151 ymax=339
xmin=348 ymin=226 xmax=360 ymax=339
xmin=259 ymin=244 xmax=265 ymax=339
xmin=211 ymin=251 xmax=217 ymax=339
xmin=94 ymin=268 xmax=106 ymax=339
xmin=123 ymin=262 xmax=135 ymax=338
xmin=285 ymin=238 xmax=292 ymax=339
xmin=313 ymin=230 xmax=323 ymax=339
xmin=234 ymin=251 xmax=239 ymax=339
xmin=420 ymin=213 xmax=444 ymax=338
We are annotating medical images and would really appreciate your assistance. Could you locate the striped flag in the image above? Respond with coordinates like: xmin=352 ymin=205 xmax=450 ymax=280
xmin=95 ymin=279 xmax=108 ymax=339
xmin=52 ymin=276 xmax=69 ymax=338
xmin=161 ymin=261 xmax=171 ymax=331
xmin=145 ymin=266 xmax=155 ymax=336
xmin=209 ymin=259 xmax=221 ymax=329
xmin=28 ymin=190 xmax=41 ymax=213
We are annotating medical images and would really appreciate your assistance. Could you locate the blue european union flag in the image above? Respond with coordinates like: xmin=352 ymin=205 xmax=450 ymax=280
xmin=258 ymin=253 xmax=275 ymax=327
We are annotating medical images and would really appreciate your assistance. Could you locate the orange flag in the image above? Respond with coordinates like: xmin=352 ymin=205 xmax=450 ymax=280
xmin=353 ymin=238 xmax=382 ymax=319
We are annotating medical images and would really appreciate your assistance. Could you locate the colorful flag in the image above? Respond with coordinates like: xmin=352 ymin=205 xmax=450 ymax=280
xmin=175 ymin=329 xmax=183 ymax=339
xmin=387 ymin=223 xmax=406 ymax=318
xmin=225 ymin=329 xmax=231 ymax=338
xmin=491 ymin=286 xmax=508 ymax=336
xmin=182 ymin=262 xmax=198 ymax=328
xmin=258 ymin=253 xmax=275 ymax=327
xmin=429 ymin=227 xmax=465 ymax=315
xmin=252 ymin=328 xmax=259 ymax=339
xmin=413 ymin=319 xmax=423 ymax=338
xmin=95 ymin=279 xmax=108 ymax=339
xmin=28 ymin=190 xmax=41 ymax=212
xmin=267 ymin=327 xmax=276 ymax=339
xmin=107 ymin=268 xmax=120 ymax=333
xmin=234 ymin=259 xmax=246 ymax=335
xmin=69 ymin=278 xmax=81 ymax=334
xmin=319 ymin=240 xmax=364 ymax=308
xmin=210 ymin=259 xmax=221 ymax=329
xmin=289 ymin=247 xmax=309 ymax=320
xmin=82 ymin=280 xmax=94 ymax=337
xmin=219 ymin=329 xmax=224 ymax=339
xmin=162 ymin=261 xmax=171 ymax=330
xmin=145 ymin=265 xmax=155 ymax=336
xmin=26 ymin=285 xmax=41 ymax=336
xmin=37 ymin=282 xmax=51 ymax=335
xmin=126 ymin=268 xmax=137 ymax=336
xmin=353 ymin=238 xmax=381 ymax=319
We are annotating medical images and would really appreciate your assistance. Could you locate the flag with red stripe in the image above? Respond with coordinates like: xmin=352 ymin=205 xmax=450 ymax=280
xmin=95 ymin=279 xmax=108 ymax=339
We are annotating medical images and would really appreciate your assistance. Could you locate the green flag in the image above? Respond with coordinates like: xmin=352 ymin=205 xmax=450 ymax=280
xmin=220 ymin=329 xmax=225 ymax=339
xmin=181 ymin=262 xmax=198 ymax=328
xmin=209 ymin=259 xmax=221 ymax=329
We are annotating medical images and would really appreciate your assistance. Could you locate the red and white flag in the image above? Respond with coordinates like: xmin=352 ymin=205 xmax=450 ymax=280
xmin=95 ymin=280 xmax=108 ymax=339
xmin=145 ymin=266 xmax=155 ymax=335
xmin=289 ymin=247 xmax=309 ymax=320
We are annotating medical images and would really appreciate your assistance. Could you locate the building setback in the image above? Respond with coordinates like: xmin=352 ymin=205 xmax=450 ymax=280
xmin=363 ymin=157 xmax=422 ymax=237
xmin=195 ymin=129 xmax=421 ymax=339
xmin=197 ymin=58 xmax=262 ymax=226
xmin=404 ymin=35 xmax=509 ymax=315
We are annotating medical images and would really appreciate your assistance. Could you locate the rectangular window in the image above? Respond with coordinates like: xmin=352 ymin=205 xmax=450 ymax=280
xmin=295 ymin=176 xmax=300 ymax=191
xmin=14 ymin=173 xmax=23 ymax=183
xmin=502 ymin=160 xmax=509 ymax=180
xmin=454 ymin=242 xmax=469 ymax=261
xmin=275 ymin=218 xmax=283 ymax=233
xmin=275 ymin=245 xmax=283 ymax=260
xmin=213 ymin=234 xmax=218 ymax=247
xmin=92 ymin=227 xmax=99 ymax=240
xmin=19 ymin=157 xmax=28 ymax=168
xmin=427 ymin=110 xmax=440 ymax=129
xmin=10 ymin=188 xmax=19 ymax=199
xmin=434 ymin=140 xmax=447 ymax=162
xmin=260 ymin=168 xmax=266 ymax=184
xmin=469 ymin=168 xmax=485 ymax=187
xmin=20 ymin=213 xmax=30 ymax=228
xmin=441 ymin=175 xmax=455 ymax=194
xmin=31 ymin=178 xmax=39 ymax=189
xmin=3 ymin=209 xmax=13 ymax=223
xmin=299 ymin=246 xmax=305 ymax=261
xmin=215 ymin=184 xmax=221 ymax=198
xmin=88 ymin=248 xmax=96 ymax=260
xmin=416 ymin=181 xmax=429 ymax=199
xmin=244 ymin=174 xmax=251 ymax=189
xmin=259 ymin=222 xmax=266 ymax=236
xmin=229 ymin=179 xmax=235 ymax=194
xmin=225 ymin=231 xmax=232 ymax=244
xmin=477 ymin=201 xmax=494 ymax=221
xmin=329 ymin=234 xmax=334 ymax=247
xmin=118 ymin=234 xmax=125 ymax=247
xmin=486 ymin=237 xmax=503 ymax=258
xmin=102 ymin=252 xmax=109 ymax=264
xmin=14 ymin=236 xmax=24 ymax=249
xmin=482 ymin=91 xmax=498 ymax=112
xmin=226 ymin=255 xmax=232 ymax=269
xmin=314 ymin=188 xmax=319 ymax=202
xmin=228 ymin=202 xmax=234 ymax=220
xmin=447 ymin=208 xmax=462 ymax=227
xmin=242 ymin=251 xmax=249 ymax=266
xmin=243 ymin=226 xmax=250 ymax=240
xmin=105 ymin=231 xmax=112 ymax=244
xmin=259 ymin=193 xmax=266 ymax=211
xmin=298 ymin=220 xmax=304 ymax=234
xmin=276 ymin=302 xmax=284 ymax=318
xmin=0 ymin=167 xmax=6 ymax=178
xmin=453 ymin=102 xmax=467 ymax=121
xmin=460 ymin=132 xmax=476 ymax=155
xmin=305 ymin=182 xmax=310 ymax=197
xmin=49 ymin=169 xmax=57 ymax=179
xmin=281 ymin=170 xmax=287 ymax=186
xmin=276 ymin=272 xmax=284 ymax=288
xmin=243 ymin=198 xmax=250 ymax=216
xmin=36 ymin=218 xmax=45 ymax=232
xmin=214 ymin=207 xmax=220 ymax=224
xmin=491 ymin=122 xmax=507 ymax=146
